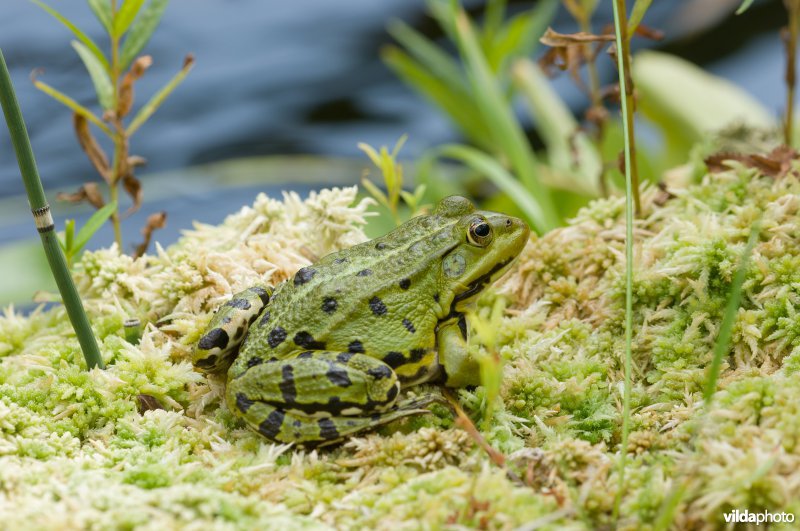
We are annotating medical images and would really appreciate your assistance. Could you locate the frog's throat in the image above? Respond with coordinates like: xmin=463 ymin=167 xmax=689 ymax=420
xmin=448 ymin=255 xmax=515 ymax=312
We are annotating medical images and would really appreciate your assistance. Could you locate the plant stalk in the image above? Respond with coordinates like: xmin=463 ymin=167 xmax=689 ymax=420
xmin=611 ymin=0 xmax=635 ymax=521
xmin=0 ymin=49 xmax=104 ymax=370
xmin=785 ymin=0 xmax=799 ymax=146
xmin=109 ymin=0 xmax=124 ymax=248
xmin=613 ymin=0 xmax=641 ymax=215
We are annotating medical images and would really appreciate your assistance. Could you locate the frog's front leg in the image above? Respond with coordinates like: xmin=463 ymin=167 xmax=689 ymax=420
xmin=193 ymin=285 xmax=272 ymax=374
xmin=436 ymin=313 xmax=481 ymax=387
xmin=226 ymin=351 xmax=439 ymax=444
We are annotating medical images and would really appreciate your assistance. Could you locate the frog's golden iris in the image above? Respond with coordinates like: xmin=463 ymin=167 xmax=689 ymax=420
xmin=193 ymin=196 xmax=530 ymax=444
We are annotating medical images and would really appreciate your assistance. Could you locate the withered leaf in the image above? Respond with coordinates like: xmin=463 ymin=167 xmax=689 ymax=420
xmin=73 ymin=113 xmax=111 ymax=183
xmin=56 ymin=182 xmax=105 ymax=209
xmin=133 ymin=211 xmax=167 ymax=258
xmin=538 ymin=27 xmax=614 ymax=89
xmin=137 ymin=394 xmax=164 ymax=413
xmin=705 ymin=146 xmax=799 ymax=178
xmin=539 ymin=28 xmax=616 ymax=47
xmin=118 ymin=55 xmax=153 ymax=119
xmin=122 ymin=173 xmax=143 ymax=217
xmin=634 ymin=24 xmax=665 ymax=41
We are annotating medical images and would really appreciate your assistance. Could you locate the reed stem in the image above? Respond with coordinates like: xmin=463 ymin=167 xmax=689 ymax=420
xmin=0 ymin=49 xmax=105 ymax=370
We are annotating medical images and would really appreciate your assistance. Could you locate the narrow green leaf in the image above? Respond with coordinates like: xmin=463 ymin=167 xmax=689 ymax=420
xmin=735 ymin=0 xmax=755 ymax=15
xmin=120 ymin=0 xmax=170 ymax=70
xmin=32 ymin=79 xmax=112 ymax=136
xmin=29 ymin=0 xmax=110 ymax=72
xmin=704 ymin=224 xmax=759 ymax=404
xmin=612 ymin=0 xmax=635 ymax=520
xmin=361 ymin=179 xmax=390 ymax=210
xmin=513 ymin=59 xmax=602 ymax=196
xmin=382 ymin=47 xmax=491 ymax=149
xmin=482 ymin=0 xmax=507 ymax=40
xmin=88 ymin=0 xmax=113 ymax=34
xmin=114 ymin=0 xmax=147 ymax=38
xmin=452 ymin=10 xmax=558 ymax=230
xmin=73 ymin=201 xmax=117 ymax=254
xmin=435 ymin=143 xmax=549 ymax=234
xmin=127 ymin=55 xmax=193 ymax=135
xmin=387 ymin=20 xmax=465 ymax=90
xmin=71 ymin=41 xmax=115 ymax=110
xmin=489 ymin=0 xmax=558 ymax=70
xmin=627 ymin=0 xmax=653 ymax=35
xmin=64 ymin=219 xmax=75 ymax=255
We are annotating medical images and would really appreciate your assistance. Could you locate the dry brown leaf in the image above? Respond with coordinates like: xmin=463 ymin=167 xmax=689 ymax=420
xmin=73 ymin=113 xmax=111 ymax=182
xmin=133 ymin=211 xmax=167 ymax=258
xmin=122 ymin=173 xmax=143 ymax=217
xmin=118 ymin=55 xmax=153 ymax=118
xmin=538 ymin=27 xmax=613 ymax=89
xmin=136 ymin=394 xmax=164 ymax=413
xmin=539 ymin=28 xmax=616 ymax=46
xmin=705 ymin=146 xmax=799 ymax=178
xmin=56 ymin=182 xmax=105 ymax=209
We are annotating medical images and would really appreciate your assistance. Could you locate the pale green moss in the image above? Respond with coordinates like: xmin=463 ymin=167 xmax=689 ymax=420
xmin=1 ymin=170 xmax=800 ymax=529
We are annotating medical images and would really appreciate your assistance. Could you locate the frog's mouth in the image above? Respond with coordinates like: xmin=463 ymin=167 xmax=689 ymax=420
xmin=450 ymin=256 xmax=515 ymax=309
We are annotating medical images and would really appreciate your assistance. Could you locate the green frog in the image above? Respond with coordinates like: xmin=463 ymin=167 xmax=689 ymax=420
xmin=192 ymin=196 xmax=529 ymax=445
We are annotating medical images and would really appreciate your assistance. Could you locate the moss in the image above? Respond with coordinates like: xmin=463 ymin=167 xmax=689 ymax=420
xmin=2 ymin=171 xmax=800 ymax=528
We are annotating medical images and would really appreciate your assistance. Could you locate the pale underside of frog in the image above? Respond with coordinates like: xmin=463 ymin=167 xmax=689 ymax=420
xmin=192 ymin=195 xmax=530 ymax=445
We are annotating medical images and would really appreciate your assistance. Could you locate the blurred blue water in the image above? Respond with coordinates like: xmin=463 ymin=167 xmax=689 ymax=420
xmin=0 ymin=0 xmax=788 ymax=250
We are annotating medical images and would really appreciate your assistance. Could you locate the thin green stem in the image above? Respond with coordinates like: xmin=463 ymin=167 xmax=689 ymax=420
xmin=109 ymin=0 xmax=124 ymax=248
xmin=613 ymin=0 xmax=641 ymax=214
xmin=611 ymin=0 xmax=634 ymax=522
xmin=0 ymin=49 xmax=105 ymax=370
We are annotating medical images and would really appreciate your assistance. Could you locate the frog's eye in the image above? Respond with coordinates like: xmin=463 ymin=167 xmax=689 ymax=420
xmin=467 ymin=218 xmax=493 ymax=247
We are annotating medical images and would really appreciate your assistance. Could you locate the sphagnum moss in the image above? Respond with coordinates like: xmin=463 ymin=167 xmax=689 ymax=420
xmin=2 ymin=167 xmax=800 ymax=528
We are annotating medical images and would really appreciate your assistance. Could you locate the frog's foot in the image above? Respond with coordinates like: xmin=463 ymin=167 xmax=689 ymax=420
xmin=225 ymin=351 xmax=442 ymax=444
xmin=193 ymin=285 xmax=272 ymax=374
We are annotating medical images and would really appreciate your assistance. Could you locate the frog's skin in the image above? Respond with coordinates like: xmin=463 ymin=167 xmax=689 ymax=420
xmin=193 ymin=196 xmax=529 ymax=445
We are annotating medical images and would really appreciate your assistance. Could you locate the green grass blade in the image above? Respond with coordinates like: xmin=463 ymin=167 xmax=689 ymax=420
xmin=435 ymin=143 xmax=549 ymax=234
xmin=73 ymin=201 xmax=117 ymax=254
xmin=627 ymin=0 xmax=653 ymax=34
xmin=488 ymin=0 xmax=558 ymax=70
xmin=32 ymin=79 xmax=112 ymax=136
xmin=127 ymin=54 xmax=193 ymax=135
xmin=387 ymin=20 xmax=466 ymax=93
xmin=382 ymin=47 xmax=491 ymax=149
xmin=88 ymin=0 xmax=113 ymax=34
xmin=611 ymin=0 xmax=635 ymax=520
xmin=704 ymin=224 xmax=759 ymax=404
xmin=513 ymin=59 xmax=602 ymax=196
xmin=114 ymin=0 xmax=147 ymax=37
xmin=120 ymin=0 xmax=170 ymax=70
xmin=452 ymin=9 xmax=558 ymax=231
xmin=71 ymin=41 xmax=115 ymax=110
xmin=29 ymin=0 xmax=110 ymax=72
xmin=736 ymin=0 xmax=755 ymax=15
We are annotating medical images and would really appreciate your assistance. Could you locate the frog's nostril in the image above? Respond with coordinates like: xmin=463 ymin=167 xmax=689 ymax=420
xmin=505 ymin=219 xmax=512 ymax=228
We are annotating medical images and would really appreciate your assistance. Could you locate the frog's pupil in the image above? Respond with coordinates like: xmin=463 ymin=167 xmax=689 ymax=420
xmin=474 ymin=223 xmax=490 ymax=237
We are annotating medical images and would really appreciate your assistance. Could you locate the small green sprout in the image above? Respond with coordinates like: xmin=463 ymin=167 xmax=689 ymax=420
xmin=59 ymin=201 xmax=117 ymax=268
xmin=358 ymin=135 xmax=427 ymax=226
xmin=468 ymin=296 xmax=508 ymax=428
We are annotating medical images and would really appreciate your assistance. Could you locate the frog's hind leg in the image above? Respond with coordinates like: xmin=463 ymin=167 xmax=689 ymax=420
xmin=233 ymin=394 xmax=441 ymax=445
xmin=193 ymin=285 xmax=272 ymax=374
xmin=225 ymin=351 xmax=442 ymax=444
